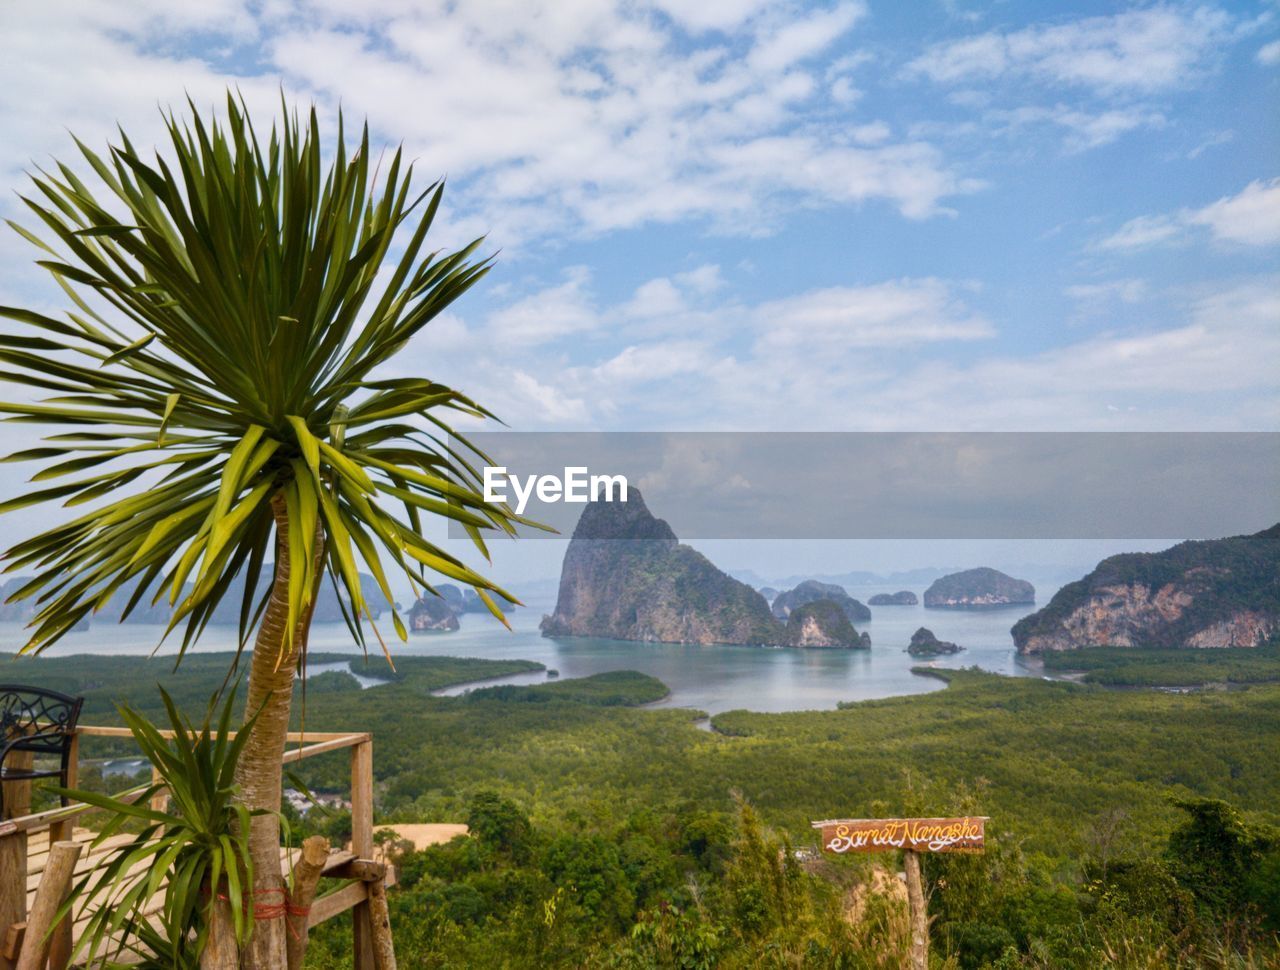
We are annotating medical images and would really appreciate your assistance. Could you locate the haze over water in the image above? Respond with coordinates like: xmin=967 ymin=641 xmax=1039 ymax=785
xmin=3 ymin=584 xmax=1061 ymax=716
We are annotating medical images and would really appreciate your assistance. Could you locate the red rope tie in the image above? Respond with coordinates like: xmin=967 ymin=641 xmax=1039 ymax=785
xmin=201 ymin=887 xmax=310 ymax=925
xmin=250 ymin=887 xmax=289 ymax=921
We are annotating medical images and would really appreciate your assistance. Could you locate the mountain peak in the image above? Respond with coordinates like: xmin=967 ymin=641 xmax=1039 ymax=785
xmin=570 ymin=487 xmax=677 ymax=543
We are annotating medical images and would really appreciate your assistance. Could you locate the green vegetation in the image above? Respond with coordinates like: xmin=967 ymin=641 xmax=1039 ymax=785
xmin=464 ymin=670 xmax=668 ymax=706
xmin=0 ymin=94 xmax=537 ymax=965
xmin=0 ymin=652 xmax=542 ymax=722
xmin=9 ymin=654 xmax=1280 ymax=966
xmin=345 ymin=654 xmax=544 ymax=692
xmin=62 ymin=688 xmax=258 ymax=968
xmin=1042 ymin=646 xmax=1280 ymax=686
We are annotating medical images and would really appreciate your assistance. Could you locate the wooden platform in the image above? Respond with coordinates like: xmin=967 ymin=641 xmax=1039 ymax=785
xmin=23 ymin=828 xmax=396 ymax=947
xmin=2 ymin=728 xmax=395 ymax=969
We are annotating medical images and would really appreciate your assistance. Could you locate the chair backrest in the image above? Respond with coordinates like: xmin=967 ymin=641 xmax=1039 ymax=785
xmin=0 ymin=685 xmax=84 ymax=755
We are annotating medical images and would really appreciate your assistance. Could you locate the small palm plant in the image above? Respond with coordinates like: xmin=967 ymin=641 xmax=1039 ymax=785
xmin=0 ymin=93 xmax=536 ymax=964
xmin=58 ymin=687 xmax=260 ymax=969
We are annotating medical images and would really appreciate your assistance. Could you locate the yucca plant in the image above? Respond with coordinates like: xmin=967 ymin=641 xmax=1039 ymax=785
xmin=56 ymin=687 xmax=260 ymax=969
xmin=0 ymin=93 xmax=536 ymax=965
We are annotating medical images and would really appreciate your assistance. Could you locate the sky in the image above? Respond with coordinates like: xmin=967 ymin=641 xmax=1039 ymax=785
xmin=1 ymin=0 xmax=1278 ymax=585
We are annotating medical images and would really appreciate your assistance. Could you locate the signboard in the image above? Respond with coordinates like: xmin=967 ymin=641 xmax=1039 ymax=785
xmin=812 ymin=816 xmax=986 ymax=854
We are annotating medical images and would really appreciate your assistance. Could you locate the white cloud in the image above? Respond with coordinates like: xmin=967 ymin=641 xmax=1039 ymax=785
xmin=1097 ymin=214 xmax=1184 ymax=251
xmin=674 ymin=264 xmax=725 ymax=295
xmin=747 ymin=3 xmax=865 ymax=73
xmin=850 ymin=121 xmax=892 ymax=145
xmin=1186 ymin=129 xmax=1235 ymax=159
xmin=433 ymin=273 xmax=1280 ymax=432
xmin=592 ymin=341 xmax=717 ymax=383
xmin=650 ymin=0 xmax=772 ymax=33
xmin=1186 ymin=178 xmax=1280 ymax=246
xmin=0 ymin=0 xmax=975 ymax=254
xmin=505 ymin=371 xmax=591 ymax=424
xmin=260 ymin=0 xmax=965 ymax=241
xmin=830 ymin=78 xmax=861 ymax=105
xmin=623 ymin=278 xmax=688 ymax=319
xmin=988 ymin=104 xmax=1166 ymax=151
xmin=903 ymin=8 xmax=1242 ymax=156
xmin=1258 ymin=39 xmax=1280 ymax=65
xmin=1099 ymin=177 xmax=1280 ymax=250
xmin=1066 ymin=279 xmax=1148 ymax=306
xmin=1051 ymin=107 xmax=1166 ymax=151
xmin=723 ymin=277 xmax=1280 ymax=430
xmin=1065 ymin=278 xmax=1149 ymax=324
xmin=751 ymin=278 xmax=994 ymax=352
xmin=484 ymin=267 xmax=599 ymax=346
xmin=908 ymin=7 xmax=1234 ymax=94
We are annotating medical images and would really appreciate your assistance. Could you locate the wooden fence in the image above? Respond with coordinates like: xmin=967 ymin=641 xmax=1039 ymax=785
xmin=0 ymin=727 xmax=392 ymax=969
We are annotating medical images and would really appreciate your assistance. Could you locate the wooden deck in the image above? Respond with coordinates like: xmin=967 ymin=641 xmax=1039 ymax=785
xmin=2 ymin=728 xmax=393 ymax=969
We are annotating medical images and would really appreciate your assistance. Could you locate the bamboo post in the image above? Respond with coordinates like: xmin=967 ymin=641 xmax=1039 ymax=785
xmin=367 ymin=876 xmax=396 ymax=970
xmin=0 ymin=750 xmax=33 ymax=970
xmin=903 ymin=849 xmax=928 ymax=970
xmin=149 ymin=762 xmax=168 ymax=814
xmin=47 ymin=732 xmax=78 ymax=845
xmin=286 ymin=835 xmax=331 ymax=970
xmin=351 ymin=739 xmax=375 ymax=970
xmin=47 ymin=732 xmax=78 ymax=970
xmin=15 ymin=840 xmax=82 ymax=970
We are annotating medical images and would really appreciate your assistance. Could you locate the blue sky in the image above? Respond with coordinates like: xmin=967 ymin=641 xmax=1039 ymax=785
xmin=0 ymin=2 xmax=1278 ymax=585
xmin=1 ymin=0 xmax=1278 ymax=435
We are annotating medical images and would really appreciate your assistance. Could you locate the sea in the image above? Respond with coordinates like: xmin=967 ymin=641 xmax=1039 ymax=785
xmin=1 ymin=584 xmax=1062 ymax=716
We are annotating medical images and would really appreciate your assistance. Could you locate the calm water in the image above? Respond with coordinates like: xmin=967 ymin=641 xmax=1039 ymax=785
xmin=2 ymin=584 xmax=1058 ymax=716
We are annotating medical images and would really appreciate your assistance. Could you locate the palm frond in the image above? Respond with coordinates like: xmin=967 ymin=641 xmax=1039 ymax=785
xmin=1 ymin=93 xmax=538 ymax=656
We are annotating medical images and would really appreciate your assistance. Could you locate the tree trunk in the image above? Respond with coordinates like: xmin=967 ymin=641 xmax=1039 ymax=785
xmin=232 ymin=493 xmax=325 ymax=969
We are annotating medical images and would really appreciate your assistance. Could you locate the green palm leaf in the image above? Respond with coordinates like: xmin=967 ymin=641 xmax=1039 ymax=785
xmin=0 ymin=92 xmax=541 ymax=658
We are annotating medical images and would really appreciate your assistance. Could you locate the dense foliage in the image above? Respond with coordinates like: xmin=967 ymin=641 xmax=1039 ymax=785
xmin=1042 ymin=646 xmax=1280 ymax=686
xmin=8 ymin=653 xmax=1280 ymax=966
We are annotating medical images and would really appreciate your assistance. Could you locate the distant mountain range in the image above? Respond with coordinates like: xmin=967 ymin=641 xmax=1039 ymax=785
xmin=731 ymin=564 xmax=1086 ymax=590
xmin=0 ymin=568 xmax=390 ymax=629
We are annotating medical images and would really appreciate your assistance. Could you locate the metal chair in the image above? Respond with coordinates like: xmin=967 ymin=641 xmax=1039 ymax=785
xmin=0 ymin=684 xmax=84 ymax=817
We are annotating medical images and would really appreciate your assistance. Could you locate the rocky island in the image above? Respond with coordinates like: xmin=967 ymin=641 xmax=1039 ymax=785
xmin=410 ymin=594 xmax=460 ymax=632
xmin=906 ymin=627 xmax=963 ymax=656
xmin=772 ymin=580 xmax=871 ymax=622
xmin=924 ymin=568 xmax=1035 ymax=609
xmin=785 ymin=601 xmax=871 ymax=649
xmin=540 ymin=490 xmax=782 ymax=645
xmin=868 ymin=590 xmax=918 ymax=606
xmin=540 ymin=492 xmax=870 ymax=649
xmin=1012 ymin=524 xmax=1280 ymax=653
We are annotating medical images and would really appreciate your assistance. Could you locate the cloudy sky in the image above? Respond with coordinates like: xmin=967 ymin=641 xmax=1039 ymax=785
xmin=2 ymin=0 xmax=1278 ymax=436
xmin=1 ymin=1 xmax=1278 ymax=592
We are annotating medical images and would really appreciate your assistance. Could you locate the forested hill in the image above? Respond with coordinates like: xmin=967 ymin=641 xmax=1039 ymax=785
xmin=1013 ymin=524 xmax=1280 ymax=652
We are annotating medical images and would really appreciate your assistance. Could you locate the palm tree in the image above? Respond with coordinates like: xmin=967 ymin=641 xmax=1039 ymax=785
xmin=0 ymin=94 xmax=529 ymax=966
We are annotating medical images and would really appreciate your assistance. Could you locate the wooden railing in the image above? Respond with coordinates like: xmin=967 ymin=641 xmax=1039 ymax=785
xmin=0 ymin=727 xmax=386 ymax=970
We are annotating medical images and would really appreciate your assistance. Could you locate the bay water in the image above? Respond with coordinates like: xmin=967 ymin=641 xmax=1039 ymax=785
xmin=1 ymin=584 xmax=1059 ymax=716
